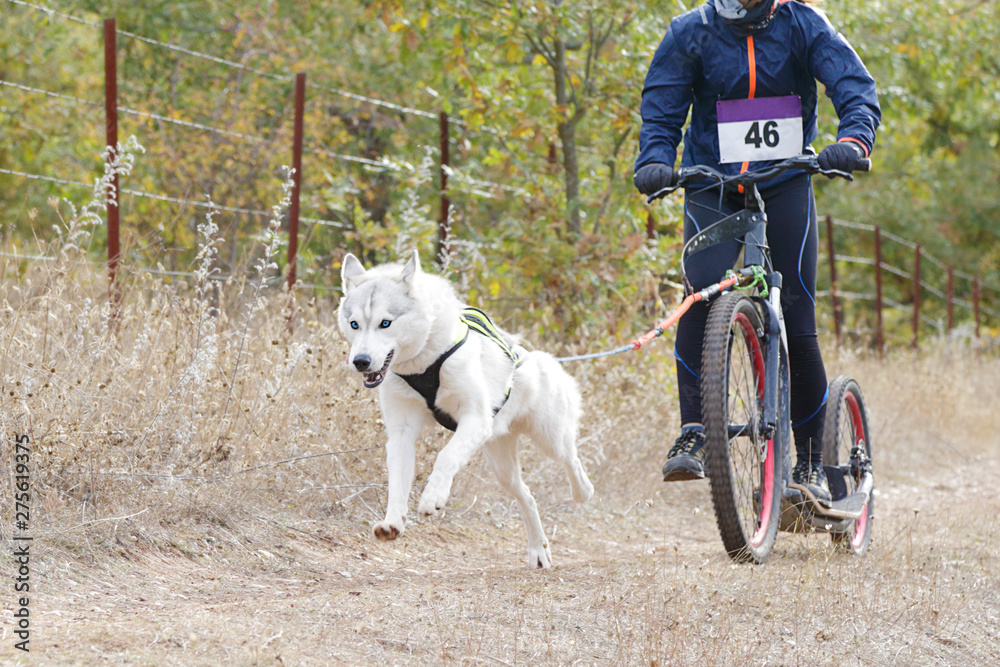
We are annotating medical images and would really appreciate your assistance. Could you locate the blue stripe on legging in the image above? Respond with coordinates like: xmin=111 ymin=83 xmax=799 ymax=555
xmin=674 ymin=345 xmax=701 ymax=380
xmin=792 ymin=386 xmax=828 ymax=428
xmin=797 ymin=181 xmax=816 ymax=306
xmin=684 ymin=200 xmax=702 ymax=233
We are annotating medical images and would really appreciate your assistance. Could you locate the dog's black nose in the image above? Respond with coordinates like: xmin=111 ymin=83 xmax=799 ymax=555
xmin=353 ymin=354 xmax=372 ymax=372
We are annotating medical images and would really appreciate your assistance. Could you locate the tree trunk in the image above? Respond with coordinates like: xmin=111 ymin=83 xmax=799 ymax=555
xmin=553 ymin=37 xmax=584 ymax=237
xmin=558 ymin=121 xmax=582 ymax=237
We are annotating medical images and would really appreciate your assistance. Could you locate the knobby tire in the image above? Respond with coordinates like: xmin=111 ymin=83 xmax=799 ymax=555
xmin=822 ymin=376 xmax=874 ymax=555
xmin=702 ymin=292 xmax=781 ymax=564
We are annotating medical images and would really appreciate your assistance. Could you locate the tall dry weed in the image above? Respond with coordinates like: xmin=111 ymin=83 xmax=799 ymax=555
xmin=0 ymin=151 xmax=998 ymax=664
xmin=0 ymin=157 xmax=391 ymax=552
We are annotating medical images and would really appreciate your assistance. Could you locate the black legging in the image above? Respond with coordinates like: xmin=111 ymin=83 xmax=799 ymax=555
xmin=674 ymin=173 xmax=827 ymax=464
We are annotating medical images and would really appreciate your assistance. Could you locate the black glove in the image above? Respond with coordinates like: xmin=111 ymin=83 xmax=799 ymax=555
xmin=634 ymin=162 xmax=675 ymax=196
xmin=817 ymin=142 xmax=865 ymax=172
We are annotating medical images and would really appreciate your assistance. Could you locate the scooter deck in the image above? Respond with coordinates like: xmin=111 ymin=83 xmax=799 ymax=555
xmin=779 ymin=485 xmax=868 ymax=533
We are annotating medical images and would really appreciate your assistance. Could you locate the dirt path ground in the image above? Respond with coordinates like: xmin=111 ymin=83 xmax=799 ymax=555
xmin=8 ymin=448 xmax=999 ymax=666
xmin=4 ymin=353 xmax=1000 ymax=665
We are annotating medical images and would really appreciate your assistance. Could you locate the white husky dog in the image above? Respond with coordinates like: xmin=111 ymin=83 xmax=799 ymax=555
xmin=337 ymin=250 xmax=593 ymax=568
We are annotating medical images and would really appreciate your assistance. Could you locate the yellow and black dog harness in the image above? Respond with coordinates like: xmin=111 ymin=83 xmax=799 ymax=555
xmin=395 ymin=307 xmax=524 ymax=432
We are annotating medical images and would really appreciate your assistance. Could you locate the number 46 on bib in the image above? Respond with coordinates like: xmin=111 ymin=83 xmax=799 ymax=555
xmin=717 ymin=95 xmax=803 ymax=164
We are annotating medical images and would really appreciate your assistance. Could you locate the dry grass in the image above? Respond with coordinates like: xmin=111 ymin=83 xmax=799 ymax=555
xmin=1 ymin=224 xmax=998 ymax=665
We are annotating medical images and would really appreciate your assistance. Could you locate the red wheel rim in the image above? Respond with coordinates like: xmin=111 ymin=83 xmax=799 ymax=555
xmin=845 ymin=391 xmax=869 ymax=549
xmin=733 ymin=313 xmax=773 ymax=548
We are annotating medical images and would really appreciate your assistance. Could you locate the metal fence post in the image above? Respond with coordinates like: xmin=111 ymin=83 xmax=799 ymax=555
xmin=104 ymin=18 xmax=120 ymax=320
xmin=874 ymin=226 xmax=884 ymax=354
xmin=912 ymin=243 xmax=921 ymax=350
xmin=826 ymin=215 xmax=841 ymax=346
xmin=437 ymin=110 xmax=450 ymax=265
xmin=286 ymin=72 xmax=306 ymax=291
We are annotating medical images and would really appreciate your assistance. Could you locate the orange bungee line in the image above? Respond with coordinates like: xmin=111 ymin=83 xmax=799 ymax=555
xmin=555 ymin=274 xmax=742 ymax=363
xmin=627 ymin=274 xmax=742 ymax=351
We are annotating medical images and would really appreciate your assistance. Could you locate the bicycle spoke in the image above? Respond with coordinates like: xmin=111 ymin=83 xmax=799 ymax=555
xmin=727 ymin=323 xmax=762 ymax=539
xmin=838 ymin=401 xmax=857 ymax=493
xmin=728 ymin=423 xmax=750 ymax=439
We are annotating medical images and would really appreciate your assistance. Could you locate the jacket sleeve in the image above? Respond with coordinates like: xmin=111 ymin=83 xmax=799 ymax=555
xmin=635 ymin=22 xmax=696 ymax=172
xmin=805 ymin=11 xmax=881 ymax=156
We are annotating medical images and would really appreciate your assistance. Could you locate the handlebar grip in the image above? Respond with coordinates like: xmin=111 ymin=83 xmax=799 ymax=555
xmin=857 ymin=158 xmax=872 ymax=173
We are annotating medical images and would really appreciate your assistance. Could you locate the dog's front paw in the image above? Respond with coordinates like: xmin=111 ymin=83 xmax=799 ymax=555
xmin=373 ymin=519 xmax=405 ymax=541
xmin=527 ymin=543 xmax=553 ymax=569
xmin=417 ymin=476 xmax=452 ymax=517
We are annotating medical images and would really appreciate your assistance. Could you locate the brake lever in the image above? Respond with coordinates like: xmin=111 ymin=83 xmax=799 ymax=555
xmin=646 ymin=184 xmax=681 ymax=204
xmin=819 ymin=168 xmax=855 ymax=182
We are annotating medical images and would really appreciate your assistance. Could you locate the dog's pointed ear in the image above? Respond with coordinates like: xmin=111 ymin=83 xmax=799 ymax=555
xmin=400 ymin=250 xmax=420 ymax=284
xmin=341 ymin=253 xmax=366 ymax=293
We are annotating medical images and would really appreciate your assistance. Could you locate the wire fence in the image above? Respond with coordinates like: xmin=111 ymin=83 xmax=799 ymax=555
xmin=2 ymin=0 xmax=526 ymax=288
xmin=1 ymin=0 xmax=996 ymax=350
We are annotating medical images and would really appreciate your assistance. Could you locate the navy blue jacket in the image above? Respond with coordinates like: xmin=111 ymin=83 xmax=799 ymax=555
xmin=635 ymin=1 xmax=881 ymax=182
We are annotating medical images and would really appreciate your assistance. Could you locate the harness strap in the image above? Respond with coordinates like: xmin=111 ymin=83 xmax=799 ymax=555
xmin=395 ymin=307 xmax=522 ymax=432
xmin=460 ymin=307 xmax=524 ymax=366
xmin=396 ymin=328 xmax=469 ymax=432
xmin=461 ymin=307 xmax=524 ymax=414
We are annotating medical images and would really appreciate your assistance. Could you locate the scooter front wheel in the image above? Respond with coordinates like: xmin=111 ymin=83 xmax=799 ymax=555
xmin=702 ymin=292 xmax=781 ymax=563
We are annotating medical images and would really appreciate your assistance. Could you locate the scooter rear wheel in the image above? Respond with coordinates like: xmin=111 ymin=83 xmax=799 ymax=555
xmin=822 ymin=376 xmax=874 ymax=555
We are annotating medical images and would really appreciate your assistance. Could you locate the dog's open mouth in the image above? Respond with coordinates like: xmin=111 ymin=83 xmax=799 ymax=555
xmin=362 ymin=351 xmax=394 ymax=388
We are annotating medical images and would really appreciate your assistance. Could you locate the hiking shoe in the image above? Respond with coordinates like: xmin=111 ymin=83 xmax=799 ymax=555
xmin=662 ymin=428 xmax=706 ymax=482
xmin=792 ymin=460 xmax=832 ymax=502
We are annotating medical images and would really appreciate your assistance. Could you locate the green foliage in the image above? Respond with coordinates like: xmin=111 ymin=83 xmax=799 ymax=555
xmin=1 ymin=0 xmax=997 ymax=343
xmin=0 ymin=8 xmax=105 ymax=215
xmin=817 ymin=0 xmax=1000 ymax=282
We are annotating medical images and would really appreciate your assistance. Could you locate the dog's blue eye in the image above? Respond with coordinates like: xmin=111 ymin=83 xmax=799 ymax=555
xmin=380 ymin=320 xmax=392 ymax=329
xmin=350 ymin=321 xmax=359 ymax=330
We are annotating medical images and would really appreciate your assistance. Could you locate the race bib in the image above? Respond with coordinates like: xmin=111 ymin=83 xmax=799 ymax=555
xmin=717 ymin=95 xmax=803 ymax=164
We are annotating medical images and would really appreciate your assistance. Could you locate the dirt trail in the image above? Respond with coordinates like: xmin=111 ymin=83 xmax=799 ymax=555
xmin=4 ymin=350 xmax=1000 ymax=665
xmin=8 ymin=442 xmax=999 ymax=666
